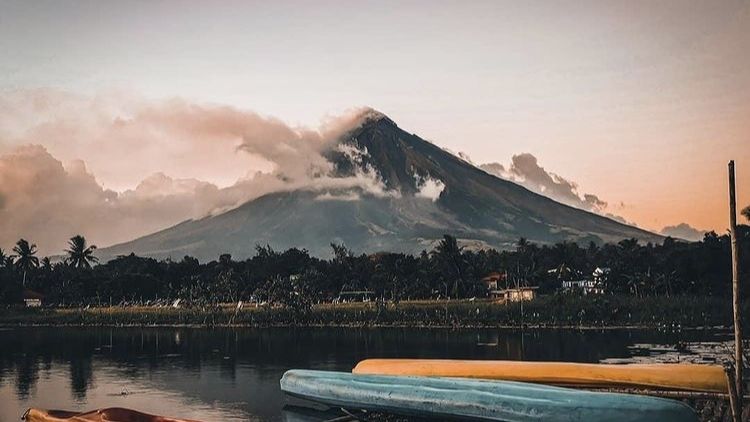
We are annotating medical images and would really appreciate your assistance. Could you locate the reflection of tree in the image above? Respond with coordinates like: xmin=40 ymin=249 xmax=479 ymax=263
xmin=15 ymin=355 xmax=38 ymax=400
xmin=0 ymin=326 xmax=722 ymax=409
xmin=69 ymin=357 xmax=94 ymax=400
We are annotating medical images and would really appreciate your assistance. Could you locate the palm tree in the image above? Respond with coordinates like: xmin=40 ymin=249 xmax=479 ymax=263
xmin=513 ymin=237 xmax=538 ymax=286
xmin=13 ymin=239 xmax=39 ymax=286
xmin=41 ymin=257 xmax=53 ymax=272
xmin=550 ymin=262 xmax=574 ymax=281
xmin=432 ymin=235 xmax=467 ymax=297
xmin=66 ymin=235 xmax=98 ymax=269
xmin=0 ymin=248 xmax=8 ymax=269
xmin=742 ymin=205 xmax=750 ymax=222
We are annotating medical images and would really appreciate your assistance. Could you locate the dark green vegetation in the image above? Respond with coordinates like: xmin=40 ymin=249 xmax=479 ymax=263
xmin=1 ymin=223 xmax=748 ymax=327
xmin=100 ymin=112 xmax=660 ymax=261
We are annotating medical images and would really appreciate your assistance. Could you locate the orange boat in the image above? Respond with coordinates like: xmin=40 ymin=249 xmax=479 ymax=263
xmin=22 ymin=408 xmax=202 ymax=422
xmin=353 ymin=359 xmax=729 ymax=393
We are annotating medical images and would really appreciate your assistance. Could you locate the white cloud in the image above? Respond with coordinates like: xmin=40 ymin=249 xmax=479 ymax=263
xmin=415 ymin=175 xmax=445 ymax=202
xmin=479 ymin=153 xmax=608 ymax=214
xmin=314 ymin=191 xmax=361 ymax=202
xmin=0 ymin=92 xmax=399 ymax=254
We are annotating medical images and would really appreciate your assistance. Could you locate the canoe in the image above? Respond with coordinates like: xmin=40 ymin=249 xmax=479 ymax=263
xmin=22 ymin=408 xmax=202 ymax=422
xmin=353 ymin=359 xmax=728 ymax=393
xmin=280 ymin=369 xmax=698 ymax=422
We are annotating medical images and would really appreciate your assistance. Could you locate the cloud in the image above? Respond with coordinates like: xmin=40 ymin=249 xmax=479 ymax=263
xmin=0 ymin=90 xmax=258 ymax=190
xmin=479 ymin=153 xmax=608 ymax=213
xmin=457 ymin=152 xmax=474 ymax=164
xmin=415 ymin=175 xmax=445 ymax=202
xmin=479 ymin=162 xmax=505 ymax=176
xmin=660 ymin=223 xmax=705 ymax=241
xmin=0 ymin=145 xmax=121 ymax=254
xmin=0 ymin=146 xmax=395 ymax=256
xmin=315 ymin=191 xmax=360 ymax=202
xmin=0 ymin=145 xmax=258 ymax=254
xmin=0 ymin=91 xmax=397 ymax=254
xmin=0 ymin=89 xmax=380 ymax=191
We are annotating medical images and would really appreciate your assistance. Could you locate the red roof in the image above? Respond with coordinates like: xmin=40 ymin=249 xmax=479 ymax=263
xmin=481 ymin=272 xmax=507 ymax=282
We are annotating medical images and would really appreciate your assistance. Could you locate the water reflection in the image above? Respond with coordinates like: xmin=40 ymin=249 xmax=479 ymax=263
xmin=0 ymin=327 xmax=726 ymax=421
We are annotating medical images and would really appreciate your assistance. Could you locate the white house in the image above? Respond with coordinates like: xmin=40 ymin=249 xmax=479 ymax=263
xmin=22 ymin=289 xmax=44 ymax=307
xmin=562 ymin=279 xmax=604 ymax=295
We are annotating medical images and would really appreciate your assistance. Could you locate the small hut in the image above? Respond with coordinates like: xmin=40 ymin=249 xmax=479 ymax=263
xmin=497 ymin=286 xmax=538 ymax=303
xmin=21 ymin=289 xmax=45 ymax=307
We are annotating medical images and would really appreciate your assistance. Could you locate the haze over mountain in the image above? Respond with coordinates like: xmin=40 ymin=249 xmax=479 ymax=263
xmin=660 ymin=223 xmax=706 ymax=242
xmin=100 ymin=110 xmax=661 ymax=261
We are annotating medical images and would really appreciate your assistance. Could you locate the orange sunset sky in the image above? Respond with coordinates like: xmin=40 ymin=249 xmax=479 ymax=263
xmin=0 ymin=0 xmax=748 ymax=252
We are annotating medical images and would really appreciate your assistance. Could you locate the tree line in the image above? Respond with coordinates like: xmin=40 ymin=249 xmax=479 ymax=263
xmin=1 ymin=220 xmax=749 ymax=308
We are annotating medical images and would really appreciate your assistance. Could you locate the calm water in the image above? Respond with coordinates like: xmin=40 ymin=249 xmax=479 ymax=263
xmin=0 ymin=326 xmax=730 ymax=422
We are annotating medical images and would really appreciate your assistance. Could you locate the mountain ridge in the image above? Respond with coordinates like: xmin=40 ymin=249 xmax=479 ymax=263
xmin=100 ymin=111 xmax=661 ymax=261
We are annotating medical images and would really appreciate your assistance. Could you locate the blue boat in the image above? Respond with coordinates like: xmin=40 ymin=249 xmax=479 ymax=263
xmin=280 ymin=370 xmax=698 ymax=422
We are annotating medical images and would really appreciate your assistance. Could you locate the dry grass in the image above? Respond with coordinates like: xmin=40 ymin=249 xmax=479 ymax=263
xmin=0 ymin=295 xmax=740 ymax=328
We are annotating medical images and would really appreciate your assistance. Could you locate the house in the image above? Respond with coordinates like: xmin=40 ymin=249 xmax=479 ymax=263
xmin=497 ymin=286 xmax=538 ymax=302
xmin=593 ymin=267 xmax=610 ymax=284
xmin=562 ymin=280 xmax=604 ymax=295
xmin=560 ymin=267 xmax=609 ymax=295
xmin=481 ymin=272 xmax=507 ymax=290
xmin=482 ymin=272 xmax=509 ymax=300
xmin=21 ymin=289 xmax=44 ymax=307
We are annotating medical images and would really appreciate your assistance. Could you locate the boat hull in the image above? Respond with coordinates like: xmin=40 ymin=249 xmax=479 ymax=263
xmin=280 ymin=369 xmax=699 ymax=422
xmin=353 ymin=359 xmax=728 ymax=393
xmin=22 ymin=408 xmax=202 ymax=422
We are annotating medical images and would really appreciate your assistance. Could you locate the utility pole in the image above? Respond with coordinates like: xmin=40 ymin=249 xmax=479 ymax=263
xmin=728 ymin=160 xmax=743 ymax=417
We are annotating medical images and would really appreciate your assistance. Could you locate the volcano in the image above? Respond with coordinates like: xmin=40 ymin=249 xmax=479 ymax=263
xmin=100 ymin=111 xmax=661 ymax=261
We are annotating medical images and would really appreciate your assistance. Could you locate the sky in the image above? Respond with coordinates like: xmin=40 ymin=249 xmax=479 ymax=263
xmin=0 ymin=0 xmax=749 ymax=253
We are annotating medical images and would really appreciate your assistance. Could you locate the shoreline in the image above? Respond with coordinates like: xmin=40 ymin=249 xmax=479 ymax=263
xmin=0 ymin=294 xmax=742 ymax=331
xmin=0 ymin=322 xmax=735 ymax=330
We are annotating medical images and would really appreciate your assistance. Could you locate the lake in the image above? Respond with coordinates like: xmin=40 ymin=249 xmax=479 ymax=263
xmin=0 ymin=326 xmax=730 ymax=422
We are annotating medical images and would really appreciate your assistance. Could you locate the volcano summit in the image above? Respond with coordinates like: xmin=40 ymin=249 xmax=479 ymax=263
xmin=101 ymin=110 xmax=661 ymax=260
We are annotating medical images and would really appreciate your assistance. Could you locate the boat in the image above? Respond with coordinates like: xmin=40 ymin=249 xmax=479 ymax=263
xmin=353 ymin=359 xmax=728 ymax=393
xmin=280 ymin=369 xmax=699 ymax=421
xmin=22 ymin=408 xmax=202 ymax=422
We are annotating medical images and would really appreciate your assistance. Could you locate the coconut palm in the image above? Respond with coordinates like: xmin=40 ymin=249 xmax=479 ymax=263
xmin=66 ymin=235 xmax=98 ymax=269
xmin=549 ymin=262 xmax=575 ymax=281
xmin=432 ymin=235 xmax=467 ymax=297
xmin=0 ymin=248 xmax=9 ymax=269
xmin=13 ymin=239 xmax=39 ymax=286
xmin=40 ymin=256 xmax=53 ymax=272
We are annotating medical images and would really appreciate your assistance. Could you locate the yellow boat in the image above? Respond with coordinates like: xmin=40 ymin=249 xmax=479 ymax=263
xmin=353 ymin=359 xmax=728 ymax=393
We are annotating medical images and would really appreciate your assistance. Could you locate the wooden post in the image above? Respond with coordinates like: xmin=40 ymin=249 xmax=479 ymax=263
xmin=726 ymin=365 xmax=741 ymax=422
xmin=728 ymin=160 xmax=743 ymax=407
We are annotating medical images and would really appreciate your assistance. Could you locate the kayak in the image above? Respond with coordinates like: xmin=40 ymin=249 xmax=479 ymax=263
xmin=22 ymin=408 xmax=202 ymax=422
xmin=353 ymin=359 xmax=728 ymax=393
xmin=280 ymin=369 xmax=698 ymax=422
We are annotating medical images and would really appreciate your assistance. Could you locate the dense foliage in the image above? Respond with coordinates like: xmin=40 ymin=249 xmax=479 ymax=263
xmin=0 ymin=226 xmax=748 ymax=307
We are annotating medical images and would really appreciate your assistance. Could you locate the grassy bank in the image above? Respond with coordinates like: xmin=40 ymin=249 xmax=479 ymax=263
xmin=0 ymin=295 xmax=744 ymax=328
